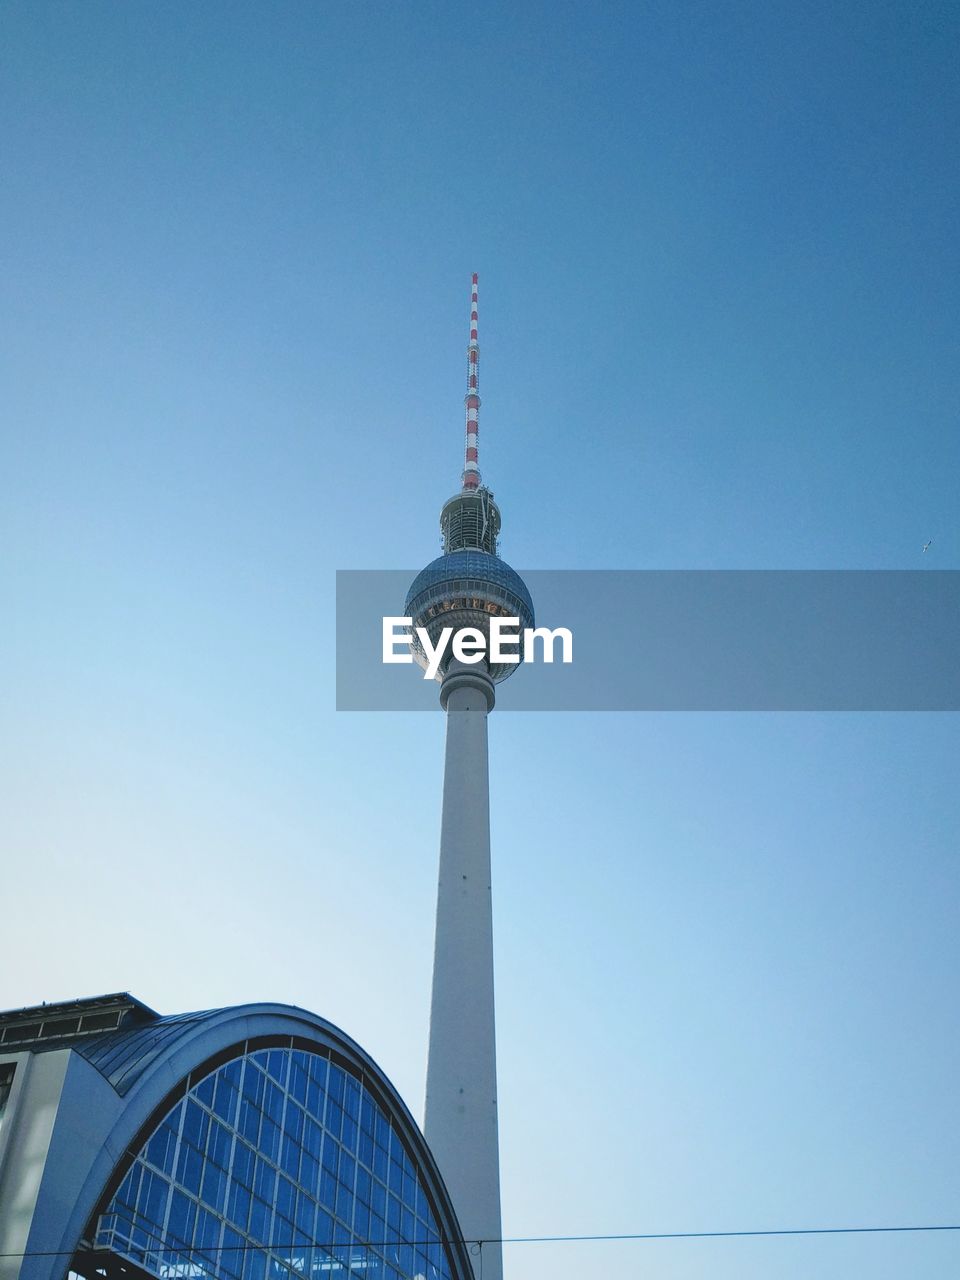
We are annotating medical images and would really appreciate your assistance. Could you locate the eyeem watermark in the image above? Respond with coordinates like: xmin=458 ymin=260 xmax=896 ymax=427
xmin=336 ymin=571 xmax=960 ymax=710
xmin=383 ymin=616 xmax=574 ymax=680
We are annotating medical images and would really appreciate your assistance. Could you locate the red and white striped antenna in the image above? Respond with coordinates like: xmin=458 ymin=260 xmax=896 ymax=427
xmin=462 ymin=273 xmax=481 ymax=491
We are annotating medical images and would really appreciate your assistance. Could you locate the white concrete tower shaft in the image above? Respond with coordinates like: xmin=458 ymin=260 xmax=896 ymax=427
xmin=424 ymin=664 xmax=502 ymax=1280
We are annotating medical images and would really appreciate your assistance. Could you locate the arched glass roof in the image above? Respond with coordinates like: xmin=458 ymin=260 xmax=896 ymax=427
xmin=94 ymin=1044 xmax=460 ymax=1280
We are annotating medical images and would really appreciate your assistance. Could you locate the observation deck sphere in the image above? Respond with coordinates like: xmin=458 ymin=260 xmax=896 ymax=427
xmin=405 ymin=549 xmax=535 ymax=683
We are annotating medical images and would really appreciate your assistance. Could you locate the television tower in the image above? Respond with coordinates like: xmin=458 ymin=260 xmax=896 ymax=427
xmin=405 ymin=276 xmax=533 ymax=1280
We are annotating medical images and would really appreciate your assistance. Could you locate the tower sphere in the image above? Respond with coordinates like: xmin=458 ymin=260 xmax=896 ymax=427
xmin=405 ymin=548 xmax=535 ymax=683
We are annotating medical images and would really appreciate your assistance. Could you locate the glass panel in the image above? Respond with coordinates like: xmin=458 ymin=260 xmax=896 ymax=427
xmin=0 ymin=1064 xmax=15 ymax=1137
xmin=213 ymin=1073 xmax=240 ymax=1127
xmin=144 ymin=1122 xmax=177 ymax=1177
xmin=195 ymin=1072 xmax=216 ymax=1108
xmin=167 ymin=1187 xmax=195 ymax=1246
xmin=182 ymin=1099 xmax=210 ymax=1151
xmin=208 ymin=1118 xmax=233 ymax=1170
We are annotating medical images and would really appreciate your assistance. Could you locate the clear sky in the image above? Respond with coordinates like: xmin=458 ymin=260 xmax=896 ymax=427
xmin=1 ymin=3 xmax=958 ymax=1278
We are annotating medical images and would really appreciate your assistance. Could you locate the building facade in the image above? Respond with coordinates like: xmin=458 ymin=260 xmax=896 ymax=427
xmin=0 ymin=995 xmax=475 ymax=1280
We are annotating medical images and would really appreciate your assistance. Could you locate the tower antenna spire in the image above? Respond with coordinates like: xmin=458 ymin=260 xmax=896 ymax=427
xmin=462 ymin=272 xmax=481 ymax=491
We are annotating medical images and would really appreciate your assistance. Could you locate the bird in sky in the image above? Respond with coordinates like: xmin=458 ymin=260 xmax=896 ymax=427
xmin=922 ymin=540 xmax=933 ymax=553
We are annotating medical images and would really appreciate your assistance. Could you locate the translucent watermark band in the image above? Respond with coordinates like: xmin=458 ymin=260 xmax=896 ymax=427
xmin=336 ymin=570 xmax=960 ymax=712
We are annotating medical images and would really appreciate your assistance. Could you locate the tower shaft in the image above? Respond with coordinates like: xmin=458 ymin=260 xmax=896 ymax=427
xmin=424 ymin=666 xmax=502 ymax=1280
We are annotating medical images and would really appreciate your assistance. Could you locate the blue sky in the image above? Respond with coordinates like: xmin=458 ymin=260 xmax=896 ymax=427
xmin=1 ymin=2 xmax=958 ymax=1277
